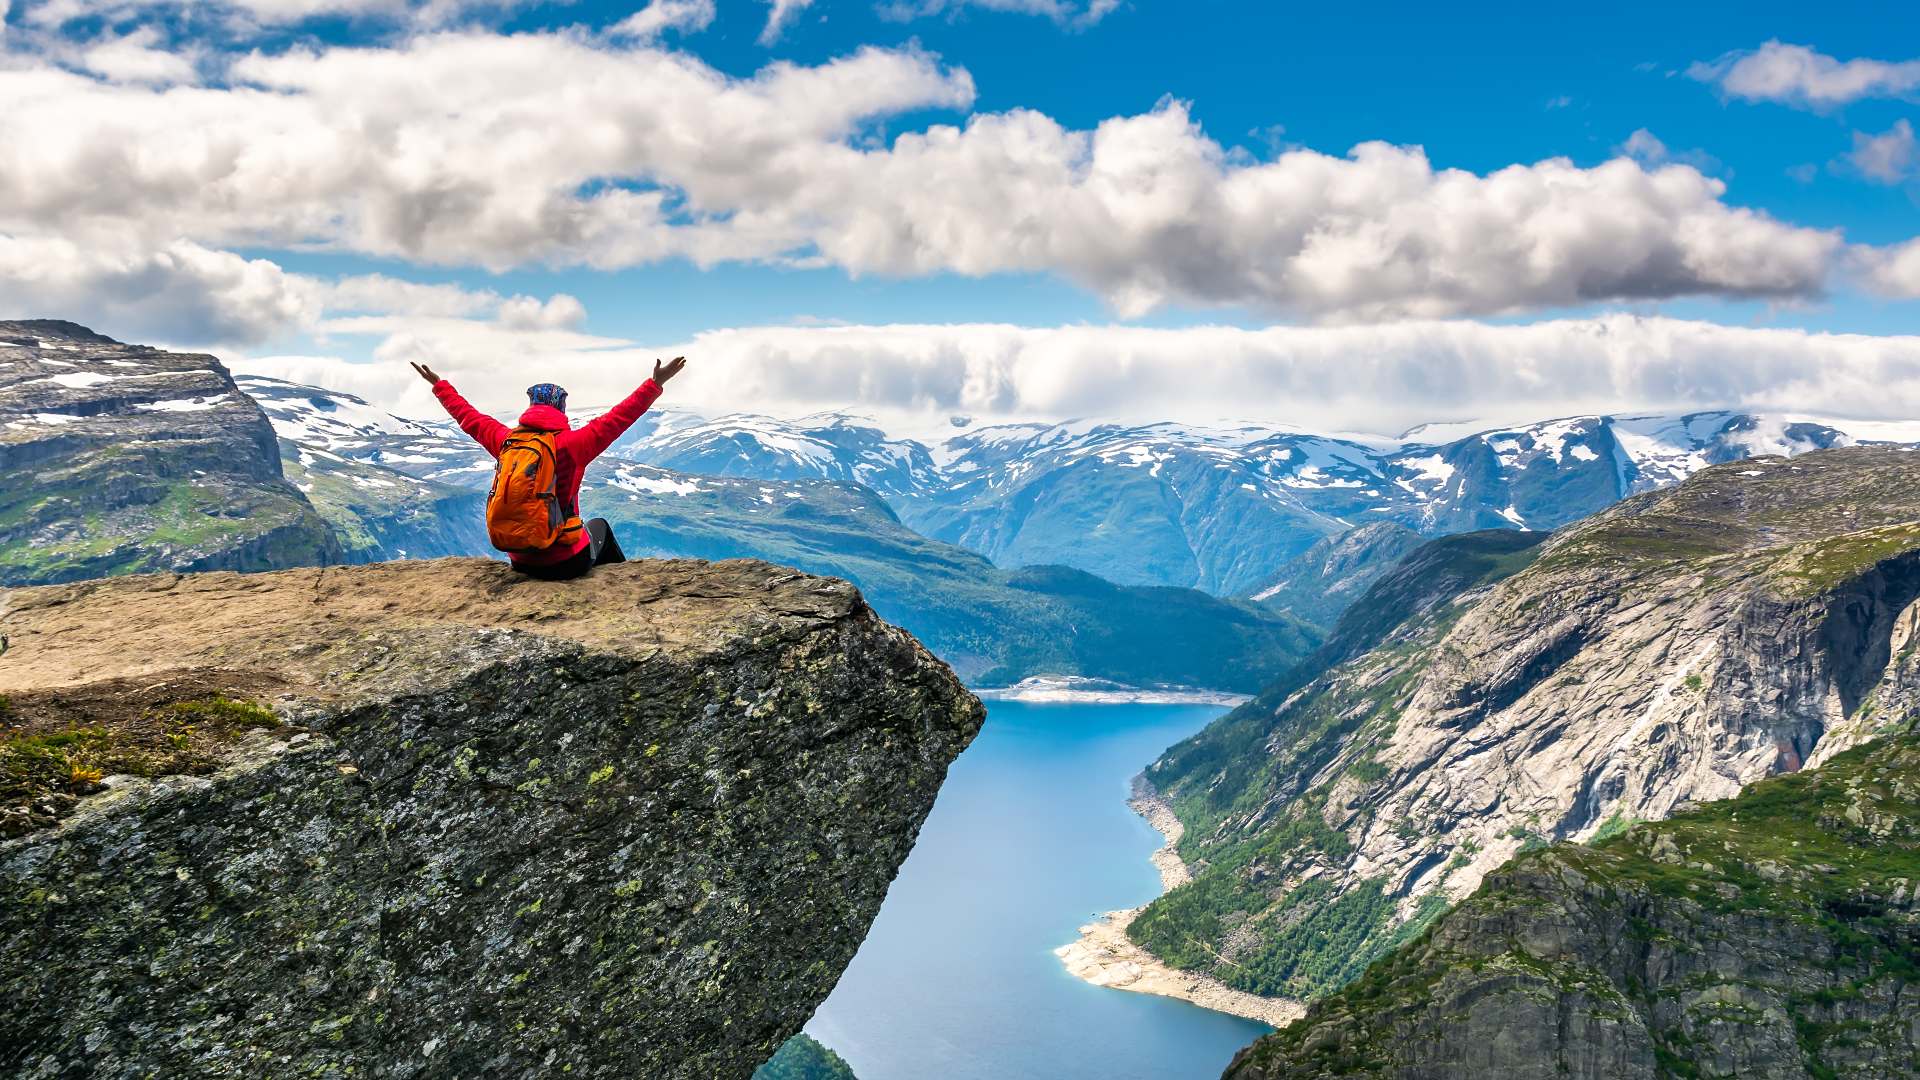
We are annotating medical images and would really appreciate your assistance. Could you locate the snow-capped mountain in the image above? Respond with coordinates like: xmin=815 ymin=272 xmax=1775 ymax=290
xmin=895 ymin=411 xmax=1869 ymax=595
xmin=231 ymin=372 xmax=1913 ymax=605
xmin=236 ymin=376 xmax=496 ymax=487
xmin=1376 ymin=412 xmax=1856 ymax=534
xmin=240 ymin=377 xmax=938 ymax=498
xmin=900 ymin=420 xmax=1394 ymax=595
xmin=609 ymin=411 xmax=941 ymax=497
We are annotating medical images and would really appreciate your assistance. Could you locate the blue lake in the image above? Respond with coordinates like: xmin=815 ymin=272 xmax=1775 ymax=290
xmin=807 ymin=700 xmax=1271 ymax=1080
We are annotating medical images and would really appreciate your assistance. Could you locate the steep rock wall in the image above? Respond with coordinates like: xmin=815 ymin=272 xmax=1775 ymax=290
xmin=1136 ymin=448 xmax=1920 ymax=1003
xmin=1226 ymin=730 xmax=1920 ymax=1080
xmin=0 ymin=320 xmax=340 ymax=584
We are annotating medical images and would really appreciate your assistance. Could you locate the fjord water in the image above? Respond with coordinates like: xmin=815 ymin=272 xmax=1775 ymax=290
xmin=808 ymin=701 xmax=1270 ymax=1079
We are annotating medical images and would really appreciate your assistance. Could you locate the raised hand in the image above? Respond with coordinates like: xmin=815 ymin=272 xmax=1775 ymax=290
xmin=653 ymin=356 xmax=687 ymax=386
xmin=409 ymin=361 xmax=441 ymax=385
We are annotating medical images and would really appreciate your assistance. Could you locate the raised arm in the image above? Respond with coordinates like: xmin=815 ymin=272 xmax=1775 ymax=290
xmin=574 ymin=357 xmax=685 ymax=461
xmin=413 ymin=362 xmax=510 ymax=458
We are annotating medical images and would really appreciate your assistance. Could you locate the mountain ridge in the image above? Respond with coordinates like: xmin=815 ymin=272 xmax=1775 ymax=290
xmin=1129 ymin=446 xmax=1920 ymax=1008
xmin=232 ymin=361 xmax=1908 ymax=599
xmin=1224 ymin=725 xmax=1920 ymax=1079
xmin=0 ymin=321 xmax=342 ymax=585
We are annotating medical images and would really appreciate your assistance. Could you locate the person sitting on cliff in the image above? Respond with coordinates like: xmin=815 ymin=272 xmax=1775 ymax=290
xmin=410 ymin=357 xmax=688 ymax=581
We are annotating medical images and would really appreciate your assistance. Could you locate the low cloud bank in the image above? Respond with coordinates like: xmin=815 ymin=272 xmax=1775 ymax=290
xmin=234 ymin=315 xmax=1920 ymax=439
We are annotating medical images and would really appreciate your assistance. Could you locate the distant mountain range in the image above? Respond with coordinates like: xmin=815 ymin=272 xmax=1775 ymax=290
xmin=844 ymin=411 xmax=1872 ymax=595
xmin=615 ymin=409 xmax=942 ymax=497
xmin=232 ymin=372 xmax=1913 ymax=605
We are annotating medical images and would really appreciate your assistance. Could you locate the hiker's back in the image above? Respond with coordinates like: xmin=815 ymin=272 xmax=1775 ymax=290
xmin=486 ymin=428 xmax=582 ymax=553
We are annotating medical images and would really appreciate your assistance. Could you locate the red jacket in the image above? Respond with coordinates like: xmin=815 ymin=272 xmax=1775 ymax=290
xmin=433 ymin=378 xmax=663 ymax=565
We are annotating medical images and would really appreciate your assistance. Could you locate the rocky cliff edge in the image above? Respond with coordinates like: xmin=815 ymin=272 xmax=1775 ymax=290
xmin=0 ymin=557 xmax=983 ymax=1078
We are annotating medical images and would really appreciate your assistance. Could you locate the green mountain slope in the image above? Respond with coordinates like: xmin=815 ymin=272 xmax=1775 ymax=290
xmin=0 ymin=321 xmax=340 ymax=585
xmin=1226 ymin=726 xmax=1920 ymax=1080
xmin=755 ymin=1035 xmax=859 ymax=1080
xmin=1128 ymin=530 xmax=1550 ymax=999
xmin=587 ymin=465 xmax=1319 ymax=690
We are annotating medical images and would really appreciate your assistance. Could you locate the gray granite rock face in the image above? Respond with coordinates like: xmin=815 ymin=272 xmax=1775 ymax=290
xmin=0 ymin=557 xmax=982 ymax=1079
xmin=1135 ymin=448 xmax=1920 ymax=1002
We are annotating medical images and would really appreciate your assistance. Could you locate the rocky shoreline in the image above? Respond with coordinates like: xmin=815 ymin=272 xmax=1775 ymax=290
xmin=1053 ymin=779 xmax=1304 ymax=1029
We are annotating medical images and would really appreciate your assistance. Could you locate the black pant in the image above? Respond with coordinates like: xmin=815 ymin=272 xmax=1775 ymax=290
xmin=513 ymin=518 xmax=626 ymax=581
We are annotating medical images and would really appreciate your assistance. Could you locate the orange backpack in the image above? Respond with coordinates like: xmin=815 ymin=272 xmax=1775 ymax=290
xmin=486 ymin=429 xmax=583 ymax=553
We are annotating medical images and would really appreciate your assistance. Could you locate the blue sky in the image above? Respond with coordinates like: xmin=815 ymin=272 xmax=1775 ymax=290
xmin=2 ymin=0 xmax=1918 ymax=427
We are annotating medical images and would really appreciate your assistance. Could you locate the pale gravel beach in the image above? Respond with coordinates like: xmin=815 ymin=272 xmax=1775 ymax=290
xmin=1054 ymin=779 xmax=1305 ymax=1029
xmin=974 ymin=676 xmax=1252 ymax=707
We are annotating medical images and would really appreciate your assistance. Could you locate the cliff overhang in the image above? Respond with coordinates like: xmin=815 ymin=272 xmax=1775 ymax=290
xmin=0 ymin=557 xmax=983 ymax=1079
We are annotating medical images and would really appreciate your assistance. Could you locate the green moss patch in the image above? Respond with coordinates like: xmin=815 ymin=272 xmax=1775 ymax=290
xmin=1590 ymin=810 xmax=1636 ymax=843
xmin=1769 ymin=522 xmax=1920 ymax=597
xmin=2 ymin=694 xmax=282 ymax=838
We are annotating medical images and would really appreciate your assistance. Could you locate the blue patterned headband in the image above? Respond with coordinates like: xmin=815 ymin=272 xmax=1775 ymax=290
xmin=526 ymin=383 xmax=568 ymax=412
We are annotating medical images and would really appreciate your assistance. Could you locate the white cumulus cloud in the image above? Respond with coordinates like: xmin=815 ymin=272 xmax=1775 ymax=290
xmin=1690 ymin=41 xmax=1920 ymax=109
xmin=0 ymin=232 xmax=589 ymax=347
xmin=77 ymin=27 xmax=199 ymax=84
xmin=321 ymin=274 xmax=501 ymax=319
xmin=1616 ymin=127 xmax=1721 ymax=173
xmin=1859 ymin=237 xmax=1920 ymax=299
xmin=0 ymin=234 xmax=318 ymax=345
xmin=877 ymin=0 xmax=1119 ymax=29
xmin=15 ymin=0 xmax=514 ymax=32
xmin=611 ymin=0 xmax=714 ymax=39
xmin=495 ymin=292 xmax=587 ymax=330
xmin=1848 ymin=120 xmax=1916 ymax=184
xmin=759 ymin=0 xmax=812 ymax=44
xmin=0 ymin=33 xmax=1861 ymax=323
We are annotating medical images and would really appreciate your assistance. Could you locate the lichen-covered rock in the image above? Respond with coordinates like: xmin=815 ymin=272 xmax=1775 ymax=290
xmin=1224 ymin=729 xmax=1920 ymax=1080
xmin=0 ymin=557 xmax=982 ymax=1079
xmin=0 ymin=320 xmax=343 ymax=584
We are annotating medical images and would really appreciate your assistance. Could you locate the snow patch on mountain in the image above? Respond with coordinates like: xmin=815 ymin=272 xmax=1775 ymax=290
xmin=135 ymin=395 xmax=231 ymax=412
xmin=238 ymin=375 xmax=441 ymax=450
xmin=610 ymin=467 xmax=704 ymax=497
xmin=1395 ymin=454 xmax=1455 ymax=492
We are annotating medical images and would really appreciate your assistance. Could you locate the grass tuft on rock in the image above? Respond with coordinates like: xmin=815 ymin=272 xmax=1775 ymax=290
xmin=2 ymin=695 xmax=281 ymax=838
